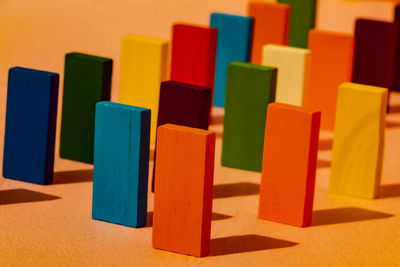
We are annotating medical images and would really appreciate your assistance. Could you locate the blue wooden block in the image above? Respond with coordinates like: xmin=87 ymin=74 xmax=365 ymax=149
xmin=3 ymin=67 xmax=59 ymax=185
xmin=92 ymin=101 xmax=151 ymax=228
xmin=210 ymin=13 xmax=253 ymax=107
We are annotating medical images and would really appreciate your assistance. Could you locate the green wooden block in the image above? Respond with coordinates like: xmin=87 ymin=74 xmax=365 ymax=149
xmin=278 ymin=0 xmax=316 ymax=48
xmin=60 ymin=52 xmax=113 ymax=164
xmin=221 ymin=62 xmax=277 ymax=172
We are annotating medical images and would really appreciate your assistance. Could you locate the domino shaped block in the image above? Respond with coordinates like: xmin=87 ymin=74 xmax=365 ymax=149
xmin=258 ymin=103 xmax=321 ymax=227
xmin=221 ymin=62 xmax=277 ymax=172
xmin=392 ymin=5 xmax=400 ymax=92
xmin=305 ymin=29 xmax=354 ymax=131
xmin=329 ymin=83 xmax=387 ymax=199
xmin=118 ymin=35 xmax=169 ymax=144
xmin=3 ymin=67 xmax=59 ymax=185
xmin=247 ymin=2 xmax=290 ymax=64
xmin=92 ymin=102 xmax=150 ymax=228
xmin=60 ymin=52 xmax=113 ymax=164
xmin=151 ymin=81 xmax=212 ymax=191
xmin=170 ymin=23 xmax=217 ymax=90
xmin=152 ymin=124 xmax=215 ymax=257
xmin=277 ymin=0 xmax=316 ymax=48
xmin=262 ymin=44 xmax=310 ymax=106
xmin=210 ymin=13 xmax=253 ymax=107
xmin=352 ymin=19 xmax=398 ymax=93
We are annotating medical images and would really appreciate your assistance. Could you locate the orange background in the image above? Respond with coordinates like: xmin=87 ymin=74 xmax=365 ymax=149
xmin=1 ymin=0 xmax=400 ymax=265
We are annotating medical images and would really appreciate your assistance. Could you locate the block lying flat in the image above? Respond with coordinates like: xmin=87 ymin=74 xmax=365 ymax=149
xmin=153 ymin=124 xmax=215 ymax=257
xmin=60 ymin=52 xmax=113 ymax=164
xmin=3 ymin=67 xmax=59 ymax=185
xmin=92 ymin=102 xmax=150 ymax=228
xmin=329 ymin=83 xmax=388 ymax=199
xmin=259 ymin=103 xmax=320 ymax=227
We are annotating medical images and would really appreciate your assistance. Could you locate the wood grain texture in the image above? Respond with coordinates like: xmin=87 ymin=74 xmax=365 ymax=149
xmin=329 ymin=83 xmax=388 ymax=199
xmin=152 ymin=124 xmax=215 ymax=257
xmin=259 ymin=103 xmax=321 ymax=227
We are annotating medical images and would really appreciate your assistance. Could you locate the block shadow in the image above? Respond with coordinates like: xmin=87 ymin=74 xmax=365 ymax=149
xmin=53 ymin=169 xmax=93 ymax=184
xmin=318 ymin=139 xmax=333 ymax=151
xmin=210 ymin=234 xmax=298 ymax=256
xmin=0 ymin=189 xmax=60 ymax=205
xmin=213 ymin=182 xmax=259 ymax=199
xmin=311 ymin=207 xmax=393 ymax=226
xmin=211 ymin=114 xmax=224 ymax=125
xmin=145 ymin=211 xmax=232 ymax=227
xmin=317 ymin=160 xmax=331 ymax=168
xmin=385 ymin=121 xmax=400 ymax=128
xmin=380 ymin=184 xmax=400 ymax=198
xmin=389 ymin=105 xmax=400 ymax=113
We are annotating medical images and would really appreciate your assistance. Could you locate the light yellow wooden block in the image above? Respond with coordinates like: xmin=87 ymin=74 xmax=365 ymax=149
xmin=262 ymin=44 xmax=310 ymax=106
xmin=119 ymin=35 xmax=169 ymax=143
xmin=329 ymin=82 xmax=388 ymax=199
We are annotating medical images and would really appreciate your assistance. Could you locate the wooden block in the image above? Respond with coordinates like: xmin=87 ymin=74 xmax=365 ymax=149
xmin=221 ymin=62 xmax=277 ymax=172
xmin=92 ymin=102 xmax=150 ymax=228
xmin=392 ymin=5 xmax=400 ymax=92
xmin=277 ymin=0 xmax=316 ymax=48
xmin=210 ymin=13 xmax=253 ymax=107
xmin=352 ymin=19 xmax=398 ymax=93
xmin=329 ymin=83 xmax=388 ymax=199
xmin=258 ymin=103 xmax=320 ymax=227
xmin=118 ymin=35 xmax=169 ymax=144
xmin=3 ymin=67 xmax=59 ymax=185
xmin=60 ymin=52 xmax=113 ymax=164
xmin=305 ymin=29 xmax=354 ymax=131
xmin=262 ymin=44 xmax=310 ymax=106
xmin=247 ymin=2 xmax=290 ymax=65
xmin=151 ymin=81 xmax=212 ymax=191
xmin=152 ymin=124 xmax=215 ymax=257
xmin=170 ymin=23 xmax=217 ymax=90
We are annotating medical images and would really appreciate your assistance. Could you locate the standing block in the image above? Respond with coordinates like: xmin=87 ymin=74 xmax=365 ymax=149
xmin=305 ymin=29 xmax=354 ymax=131
xmin=277 ymin=0 xmax=316 ymax=48
xmin=352 ymin=19 xmax=398 ymax=93
xmin=92 ymin=102 xmax=150 ymax=228
xmin=60 ymin=52 xmax=113 ymax=164
xmin=329 ymin=83 xmax=388 ymax=199
xmin=392 ymin=5 xmax=400 ymax=92
xmin=247 ymin=2 xmax=290 ymax=64
xmin=170 ymin=23 xmax=217 ymax=90
xmin=221 ymin=62 xmax=277 ymax=172
xmin=152 ymin=124 xmax=215 ymax=257
xmin=258 ymin=103 xmax=321 ymax=227
xmin=119 ymin=35 xmax=169 ymax=144
xmin=262 ymin=44 xmax=310 ymax=106
xmin=210 ymin=13 xmax=253 ymax=107
xmin=3 ymin=67 xmax=59 ymax=185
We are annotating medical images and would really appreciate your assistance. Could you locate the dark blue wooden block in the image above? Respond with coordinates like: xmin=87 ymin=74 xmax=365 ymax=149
xmin=3 ymin=67 xmax=59 ymax=185
xmin=92 ymin=102 xmax=151 ymax=228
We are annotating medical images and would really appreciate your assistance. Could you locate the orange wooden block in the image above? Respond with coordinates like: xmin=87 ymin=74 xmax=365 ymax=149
xmin=258 ymin=103 xmax=321 ymax=227
xmin=247 ymin=1 xmax=290 ymax=64
xmin=152 ymin=124 xmax=216 ymax=257
xmin=305 ymin=29 xmax=354 ymax=131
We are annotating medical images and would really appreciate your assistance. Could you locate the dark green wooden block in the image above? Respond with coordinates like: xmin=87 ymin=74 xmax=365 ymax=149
xmin=60 ymin=52 xmax=113 ymax=164
xmin=221 ymin=62 xmax=277 ymax=172
xmin=278 ymin=0 xmax=316 ymax=48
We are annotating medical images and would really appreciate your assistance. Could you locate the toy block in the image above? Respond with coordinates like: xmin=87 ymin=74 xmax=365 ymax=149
xmin=3 ymin=67 xmax=59 ymax=185
xmin=392 ymin=5 xmax=400 ymax=92
xmin=258 ymin=103 xmax=320 ymax=227
xmin=247 ymin=2 xmax=290 ymax=64
xmin=60 ymin=52 xmax=113 ymax=164
xmin=277 ymin=0 xmax=316 ymax=48
xmin=151 ymin=81 xmax=212 ymax=191
xmin=118 ymin=35 xmax=169 ymax=144
xmin=170 ymin=23 xmax=217 ymax=90
xmin=92 ymin=102 xmax=150 ymax=228
xmin=152 ymin=124 xmax=215 ymax=257
xmin=329 ymin=83 xmax=388 ymax=199
xmin=221 ymin=62 xmax=277 ymax=172
xmin=352 ymin=19 xmax=398 ymax=93
xmin=305 ymin=29 xmax=354 ymax=131
xmin=210 ymin=13 xmax=253 ymax=107
xmin=262 ymin=44 xmax=310 ymax=106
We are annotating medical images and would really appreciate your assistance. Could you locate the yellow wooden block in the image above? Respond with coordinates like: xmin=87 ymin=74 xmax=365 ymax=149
xmin=329 ymin=82 xmax=388 ymax=199
xmin=119 ymin=35 xmax=169 ymax=143
xmin=262 ymin=44 xmax=310 ymax=106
